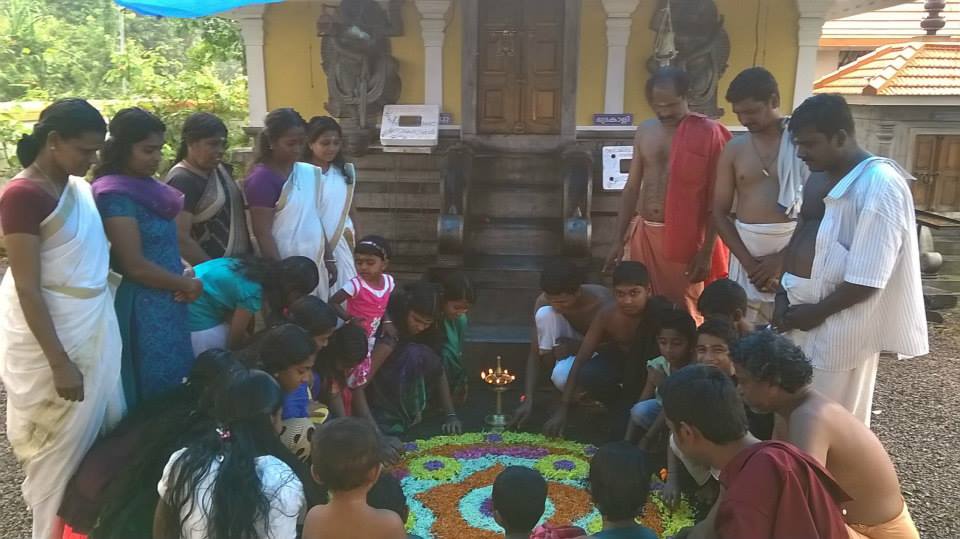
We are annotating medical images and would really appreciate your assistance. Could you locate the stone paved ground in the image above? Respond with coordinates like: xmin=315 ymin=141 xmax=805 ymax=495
xmin=0 ymin=271 xmax=956 ymax=537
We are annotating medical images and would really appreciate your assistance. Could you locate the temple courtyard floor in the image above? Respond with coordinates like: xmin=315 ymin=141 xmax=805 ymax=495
xmin=0 ymin=310 xmax=957 ymax=537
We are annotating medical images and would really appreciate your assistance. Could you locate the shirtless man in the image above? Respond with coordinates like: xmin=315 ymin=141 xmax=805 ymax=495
xmin=510 ymin=260 xmax=612 ymax=428
xmin=542 ymin=262 xmax=655 ymax=438
xmin=713 ymin=68 xmax=807 ymax=324
xmin=606 ymin=67 xmax=731 ymax=323
xmin=733 ymin=331 xmax=919 ymax=538
xmin=775 ymin=94 xmax=927 ymax=425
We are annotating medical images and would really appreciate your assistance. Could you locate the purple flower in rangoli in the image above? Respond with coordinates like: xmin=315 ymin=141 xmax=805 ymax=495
xmin=479 ymin=496 xmax=495 ymax=517
xmin=403 ymin=442 xmax=419 ymax=452
xmin=484 ymin=433 xmax=503 ymax=443
xmin=584 ymin=445 xmax=598 ymax=456
xmin=553 ymin=459 xmax=576 ymax=471
xmin=423 ymin=460 xmax=445 ymax=471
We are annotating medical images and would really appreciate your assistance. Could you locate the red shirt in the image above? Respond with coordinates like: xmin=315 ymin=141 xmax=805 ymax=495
xmin=0 ymin=180 xmax=57 ymax=235
xmin=717 ymin=441 xmax=851 ymax=539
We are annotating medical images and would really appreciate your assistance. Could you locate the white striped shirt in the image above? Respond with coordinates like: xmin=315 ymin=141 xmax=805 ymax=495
xmin=786 ymin=157 xmax=928 ymax=371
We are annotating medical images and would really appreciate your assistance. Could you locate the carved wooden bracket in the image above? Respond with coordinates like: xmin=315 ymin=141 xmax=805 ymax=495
xmin=438 ymin=144 xmax=473 ymax=260
xmin=561 ymin=148 xmax=593 ymax=257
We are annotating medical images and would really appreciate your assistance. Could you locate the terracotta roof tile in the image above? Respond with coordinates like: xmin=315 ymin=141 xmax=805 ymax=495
xmin=814 ymin=42 xmax=960 ymax=96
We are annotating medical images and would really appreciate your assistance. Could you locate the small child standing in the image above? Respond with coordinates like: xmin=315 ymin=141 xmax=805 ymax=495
xmin=303 ymin=418 xmax=406 ymax=539
xmin=587 ymin=442 xmax=658 ymax=538
xmin=626 ymin=306 xmax=697 ymax=448
xmin=329 ymin=235 xmax=396 ymax=388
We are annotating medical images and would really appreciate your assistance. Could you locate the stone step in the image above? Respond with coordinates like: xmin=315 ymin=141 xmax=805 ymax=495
xmin=472 ymin=155 xmax=561 ymax=187
xmin=934 ymin=254 xmax=960 ymax=275
xmin=466 ymin=217 xmax=563 ymax=257
xmin=464 ymin=324 xmax=531 ymax=377
xmin=469 ymin=184 xmax=563 ymax=220
xmin=924 ymin=284 xmax=958 ymax=311
xmin=922 ymin=275 xmax=960 ymax=294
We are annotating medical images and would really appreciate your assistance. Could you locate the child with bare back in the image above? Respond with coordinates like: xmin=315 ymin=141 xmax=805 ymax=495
xmin=733 ymin=331 xmax=919 ymax=539
xmin=303 ymin=417 xmax=407 ymax=539
xmin=543 ymin=262 xmax=658 ymax=438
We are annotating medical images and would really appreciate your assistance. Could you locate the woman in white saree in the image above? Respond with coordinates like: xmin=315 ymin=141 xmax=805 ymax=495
xmin=304 ymin=116 xmax=358 ymax=294
xmin=0 ymin=99 xmax=125 ymax=539
xmin=244 ymin=109 xmax=334 ymax=300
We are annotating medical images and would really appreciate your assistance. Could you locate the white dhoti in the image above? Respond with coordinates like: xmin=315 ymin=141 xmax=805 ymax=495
xmin=0 ymin=179 xmax=125 ymax=539
xmin=782 ymin=271 xmax=880 ymax=426
xmin=728 ymin=220 xmax=796 ymax=324
xmin=533 ymin=306 xmax=583 ymax=391
xmin=273 ymin=162 xmax=330 ymax=300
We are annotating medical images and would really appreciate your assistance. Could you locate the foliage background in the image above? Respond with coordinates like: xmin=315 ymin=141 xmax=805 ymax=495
xmin=0 ymin=0 xmax=249 ymax=176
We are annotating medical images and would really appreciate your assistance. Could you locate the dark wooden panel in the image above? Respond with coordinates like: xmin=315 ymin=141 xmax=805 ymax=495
xmin=912 ymin=135 xmax=937 ymax=210
xmin=354 ymin=193 xmax=442 ymax=210
xmin=356 ymin=213 xmax=437 ymax=240
xmin=934 ymin=135 xmax=960 ymax=212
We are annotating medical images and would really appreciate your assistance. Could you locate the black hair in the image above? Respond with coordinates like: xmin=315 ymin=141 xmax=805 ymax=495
xmin=492 ymin=466 xmax=547 ymax=533
xmin=645 ymin=66 xmax=691 ymax=101
xmin=88 ymin=350 xmax=246 ymax=536
xmin=233 ymin=256 xmax=320 ymax=315
xmin=244 ymin=323 xmax=317 ymax=376
xmin=175 ymin=112 xmax=228 ymax=164
xmin=589 ymin=442 xmax=650 ymax=521
xmin=311 ymin=417 xmax=382 ymax=491
xmin=253 ymin=108 xmax=306 ymax=164
xmin=287 ymin=296 xmax=339 ymax=336
xmin=313 ymin=324 xmax=368 ymax=388
xmin=303 ymin=115 xmax=347 ymax=174
xmin=539 ymin=259 xmax=585 ymax=295
xmin=16 ymin=98 xmax=106 ymax=167
xmin=725 ymin=67 xmax=780 ymax=104
xmin=366 ymin=473 xmax=408 ymax=523
xmin=788 ymin=93 xmax=855 ymax=138
xmin=659 ymin=364 xmax=748 ymax=444
xmin=731 ymin=330 xmax=813 ymax=393
xmin=435 ymin=271 xmax=476 ymax=304
xmin=164 ymin=370 xmax=319 ymax=539
xmin=697 ymin=318 xmax=739 ymax=349
xmin=93 ymin=107 xmax=166 ymax=178
xmin=697 ymin=279 xmax=748 ymax=320
xmin=355 ymin=234 xmax=392 ymax=260
xmin=612 ymin=261 xmax=650 ymax=287
xmin=387 ymin=282 xmax=442 ymax=337
xmin=656 ymin=306 xmax=697 ymax=347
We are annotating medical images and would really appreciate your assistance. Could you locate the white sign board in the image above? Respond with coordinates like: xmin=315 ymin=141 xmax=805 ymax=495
xmin=380 ymin=104 xmax=440 ymax=147
xmin=602 ymin=145 xmax=633 ymax=191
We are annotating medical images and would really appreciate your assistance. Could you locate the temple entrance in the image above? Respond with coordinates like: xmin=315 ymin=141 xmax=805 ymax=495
xmin=913 ymin=135 xmax=960 ymax=212
xmin=476 ymin=0 xmax=564 ymax=135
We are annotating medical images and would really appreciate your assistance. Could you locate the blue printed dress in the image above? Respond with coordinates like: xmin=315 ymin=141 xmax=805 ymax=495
xmin=98 ymin=193 xmax=194 ymax=408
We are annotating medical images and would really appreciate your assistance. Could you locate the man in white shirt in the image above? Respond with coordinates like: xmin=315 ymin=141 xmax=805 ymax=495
xmin=774 ymin=94 xmax=928 ymax=426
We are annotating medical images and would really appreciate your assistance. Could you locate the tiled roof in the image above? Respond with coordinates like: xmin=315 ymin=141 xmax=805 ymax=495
xmin=814 ymin=41 xmax=960 ymax=96
xmin=821 ymin=0 xmax=959 ymax=46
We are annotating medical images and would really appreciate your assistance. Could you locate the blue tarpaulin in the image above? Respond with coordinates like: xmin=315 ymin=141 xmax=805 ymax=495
xmin=115 ymin=0 xmax=282 ymax=18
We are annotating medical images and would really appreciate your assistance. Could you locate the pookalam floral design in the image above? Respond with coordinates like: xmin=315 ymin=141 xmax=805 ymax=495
xmin=394 ymin=433 xmax=695 ymax=539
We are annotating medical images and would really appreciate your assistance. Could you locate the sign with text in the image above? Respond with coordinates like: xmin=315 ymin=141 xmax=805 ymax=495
xmin=380 ymin=105 xmax=440 ymax=147
xmin=592 ymin=113 xmax=634 ymax=126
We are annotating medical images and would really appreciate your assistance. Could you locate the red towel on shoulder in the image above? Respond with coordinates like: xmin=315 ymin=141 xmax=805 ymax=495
xmin=664 ymin=113 xmax=732 ymax=284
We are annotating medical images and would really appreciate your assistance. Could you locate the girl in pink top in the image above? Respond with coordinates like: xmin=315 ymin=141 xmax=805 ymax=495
xmin=329 ymin=235 xmax=395 ymax=388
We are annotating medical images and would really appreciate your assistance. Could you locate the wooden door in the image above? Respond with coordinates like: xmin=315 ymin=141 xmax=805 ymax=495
xmin=912 ymin=135 xmax=960 ymax=212
xmin=477 ymin=0 xmax=563 ymax=135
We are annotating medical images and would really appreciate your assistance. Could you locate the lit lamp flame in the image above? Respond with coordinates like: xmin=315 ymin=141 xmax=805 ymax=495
xmin=481 ymin=356 xmax=516 ymax=386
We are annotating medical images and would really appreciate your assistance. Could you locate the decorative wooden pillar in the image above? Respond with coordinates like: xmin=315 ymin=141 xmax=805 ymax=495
xmin=601 ymin=0 xmax=640 ymax=114
xmin=793 ymin=14 xmax=825 ymax=110
xmin=415 ymin=0 xmax=452 ymax=107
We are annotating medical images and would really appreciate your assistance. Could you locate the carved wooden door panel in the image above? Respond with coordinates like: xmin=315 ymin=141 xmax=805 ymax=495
xmin=912 ymin=135 xmax=938 ymax=210
xmin=477 ymin=0 xmax=563 ymax=134
xmin=932 ymin=135 xmax=960 ymax=212
xmin=913 ymin=135 xmax=960 ymax=212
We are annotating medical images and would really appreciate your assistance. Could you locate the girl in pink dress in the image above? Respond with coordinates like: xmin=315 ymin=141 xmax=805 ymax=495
xmin=329 ymin=235 xmax=395 ymax=388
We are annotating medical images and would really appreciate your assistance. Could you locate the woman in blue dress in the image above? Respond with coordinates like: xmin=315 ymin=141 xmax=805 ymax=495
xmin=93 ymin=108 xmax=202 ymax=409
